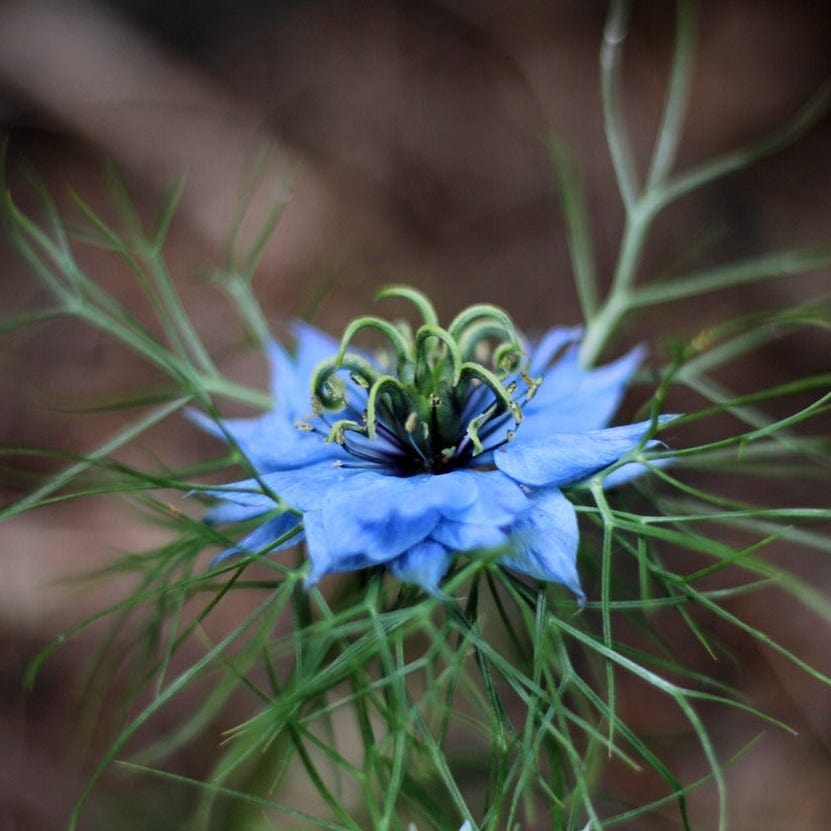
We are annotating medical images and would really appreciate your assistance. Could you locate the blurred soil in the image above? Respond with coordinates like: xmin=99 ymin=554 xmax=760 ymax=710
xmin=1 ymin=1 xmax=830 ymax=828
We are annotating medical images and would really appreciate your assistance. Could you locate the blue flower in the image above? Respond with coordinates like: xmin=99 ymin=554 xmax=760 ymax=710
xmin=195 ymin=289 xmax=669 ymax=601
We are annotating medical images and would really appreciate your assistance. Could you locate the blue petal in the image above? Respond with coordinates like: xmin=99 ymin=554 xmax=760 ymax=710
xmin=387 ymin=540 xmax=453 ymax=595
xmin=431 ymin=520 xmax=508 ymax=552
xmin=495 ymin=419 xmax=669 ymax=488
xmin=277 ymin=326 xmax=331 ymax=413
xmin=291 ymin=321 xmax=341 ymax=379
xmin=269 ymin=323 xmax=340 ymax=413
xmin=190 ymin=409 xmax=342 ymax=472
xmin=521 ymin=343 xmax=645 ymax=437
xmin=302 ymin=469 xmax=519 ymax=571
xmin=238 ymin=415 xmax=343 ymax=470
xmin=303 ymin=510 xmax=331 ymax=584
xmin=236 ymin=464 xmax=535 ymax=577
xmin=317 ymin=473 xmax=445 ymax=564
xmin=434 ymin=469 xmax=529 ymax=525
xmin=304 ymin=509 xmax=379 ymax=583
xmin=293 ymin=467 xmax=529 ymax=579
xmin=499 ymin=489 xmax=583 ymax=601
xmin=526 ymin=326 xmax=583 ymax=376
xmin=247 ymin=462 xmax=358 ymax=511
xmin=202 ymin=481 xmax=281 ymax=516
xmin=189 ymin=323 xmax=347 ymax=473
xmin=211 ymin=513 xmax=303 ymax=565
xmin=203 ymin=462 xmax=354 ymax=520
xmin=203 ymin=498 xmax=280 ymax=525
xmin=290 ymin=321 xmax=378 ymax=412
xmin=264 ymin=338 xmax=299 ymax=408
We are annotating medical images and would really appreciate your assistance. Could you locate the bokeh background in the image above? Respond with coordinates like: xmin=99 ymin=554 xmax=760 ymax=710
xmin=2 ymin=1 xmax=830 ymax=828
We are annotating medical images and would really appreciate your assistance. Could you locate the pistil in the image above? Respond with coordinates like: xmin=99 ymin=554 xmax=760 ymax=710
xmin=306 ymin=287 xmax=541 ymax=475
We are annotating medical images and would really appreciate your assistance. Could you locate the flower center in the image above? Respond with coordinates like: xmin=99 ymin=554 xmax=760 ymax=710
xmin=305 ymin=287 xmax=541 ymax=475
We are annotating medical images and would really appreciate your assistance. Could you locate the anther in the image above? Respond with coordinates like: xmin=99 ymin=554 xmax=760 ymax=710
xmin=521 ymin=371 xmax=542 ymax=401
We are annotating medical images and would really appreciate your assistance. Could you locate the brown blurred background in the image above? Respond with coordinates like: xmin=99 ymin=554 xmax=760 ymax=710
xmin=1 ymin=0 xmax=830 ymax=828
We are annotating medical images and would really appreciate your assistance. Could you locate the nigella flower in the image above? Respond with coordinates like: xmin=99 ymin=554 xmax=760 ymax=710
xmin=194 ymin=287 xmax=670 ymax=601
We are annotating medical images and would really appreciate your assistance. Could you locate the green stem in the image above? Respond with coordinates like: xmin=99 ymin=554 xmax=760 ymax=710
xmin=645 ymin=0 xmax=697 ymax=189
xmin=601 ymin=0 xmax=638 ymax=212
xmin=583 ymin=0 xmax=697 ymax=367
xmin=548 ymin=137 xmax=600 ymax=321
xmin=578 ymin=202 xmax=652 ymax=367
